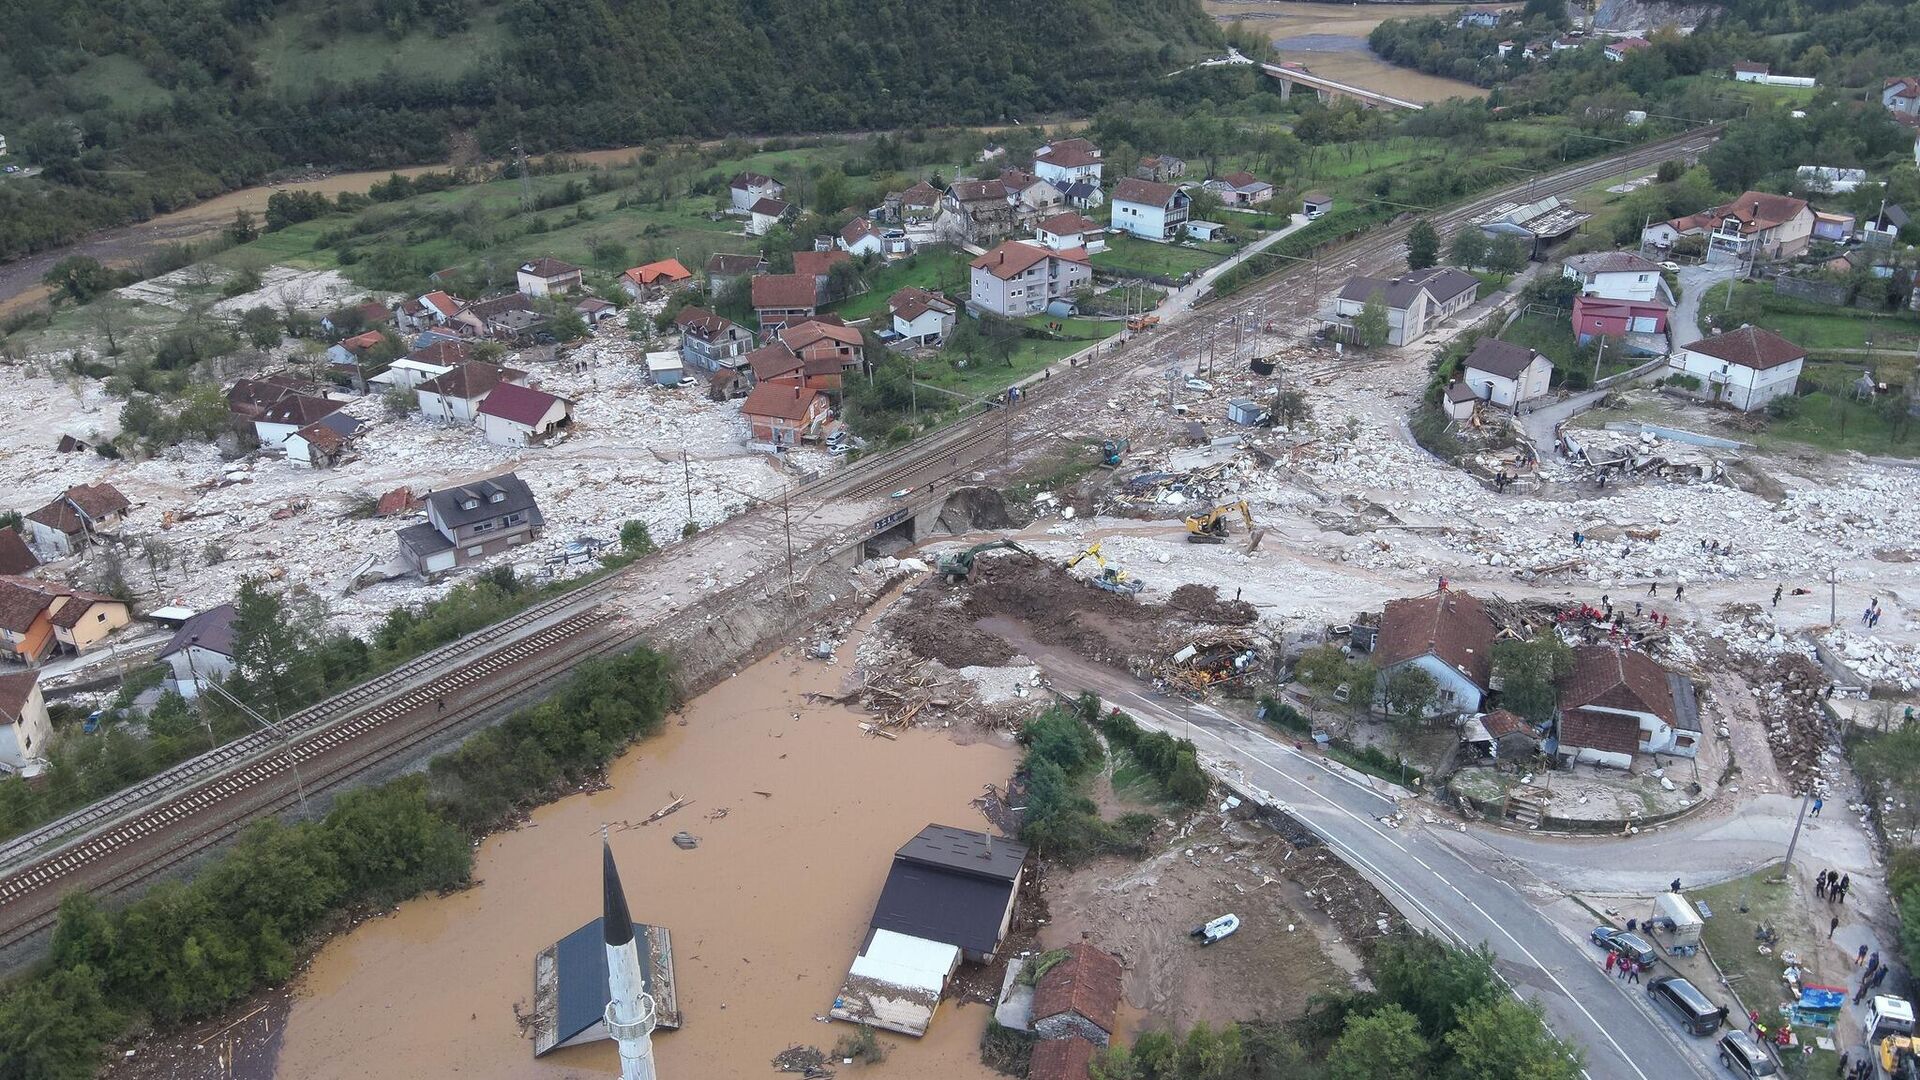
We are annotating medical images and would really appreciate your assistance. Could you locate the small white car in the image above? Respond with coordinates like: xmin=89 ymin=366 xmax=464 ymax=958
xmin=1185 ymin=377 xmax=1214 ymax=392
xmin=1660 ymin=261 xmax=1681 ymax=273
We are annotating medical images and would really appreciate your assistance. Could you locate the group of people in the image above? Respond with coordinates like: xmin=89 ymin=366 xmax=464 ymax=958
xmin=1864 ymin=597 xmax=1886 ymax=629
xmin=1818 ymin=869 xmax=1853 ymax=905
xmin=1853 ymin=945 xmax=1892 ymax=1003
xmin=1838 ymin=1053 xmax=1878 ymax=1080
xmin=1602 ymin=948 xmax=1644 ymax=983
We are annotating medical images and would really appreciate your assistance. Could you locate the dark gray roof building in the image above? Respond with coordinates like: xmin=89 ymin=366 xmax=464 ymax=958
xmin=158 ymin=603 xmax=238 ymax=660
xmin=426 ymin=473 xmax=545 ymax=531
xmin=867 ymin=824 xmax=1028 ymax=961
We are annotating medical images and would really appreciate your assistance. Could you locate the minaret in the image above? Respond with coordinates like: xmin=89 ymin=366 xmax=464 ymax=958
xmin=603 ymin=838 xmax=659 ymax=1080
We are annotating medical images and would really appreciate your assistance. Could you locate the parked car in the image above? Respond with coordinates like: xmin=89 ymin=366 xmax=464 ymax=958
xmin=1647 ymin=974 xmax=1729 ymax=1036
xmin=1717 ymin=1030 xmax=1778 ymax=1077
xmin=1660 ymin=261 xmax=1681 ymax=272
xmin=1185 ymin=377 xmax=1214 ymax=392
xmin=1590 ymin=926 xmax=1657 ymax=967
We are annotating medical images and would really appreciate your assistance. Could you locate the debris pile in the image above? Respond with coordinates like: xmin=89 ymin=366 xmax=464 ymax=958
xmin=1561 ymin=425 xmax=1734 ymax=481
xmin=1751 ymin=654 xmax=1835 ymax=789
xmin=1823 ymin=628 xmax=1920 ymax=692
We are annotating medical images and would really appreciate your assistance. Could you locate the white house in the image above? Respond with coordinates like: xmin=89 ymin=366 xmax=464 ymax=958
xmin=1556 ymin=645 xmax=1695 ymax=769
xmin=1034 ymin=211 xmax=1106 ymax=253
xmin=1328 ymin=266 xmax=1480 ymax=347
xmin=1371 ymin=590 xmax=1495 ymax=716
xmin=729 ymin=172 xmax=784 ymax=213
xmin=157 ymin=604 xmax=238 ymax=701
xmin=515 ymin=257 xmax=583 ymax=298
xmin=282 ymin=411 xmax=362 ymax=468
xmin=1561 ymin=251 xmax=1669 ymax=303
xmin=1885 ymin=76 xmax=1920 ymax=117
xmin=839 ymin=216 xmax=887 ymax=258
xmin=747 ymin=197 xmax=791 ymax=237
xmin=1460 ymin=338 xmax=1553 ymax=408
xmin=1201 ymin=171 xmax=1274 ymax=207
xmin=889 ymin=287 xmax=957 ymax=345
xmin=416 ymin=361 xmax=525 ymax=424
xmin=1031 ymin=138 xmax=1103 ymax=187
xmin=0 ymin=670 xmax=51 ymax=776
xmin=967 ymin=241 xmax=1092 ymax=318
xmin=1669 ymin=325 xmax=1806 ymax=411
xmin=369 ymin=357 xmax=455 ymax=392
xmin=253 ymin=393 xmax=344 ymax=452
xmin=476 ymin=382 xmax=572 ymax=446
xmin=1109 ymin=178 xmax=1190 ymax=242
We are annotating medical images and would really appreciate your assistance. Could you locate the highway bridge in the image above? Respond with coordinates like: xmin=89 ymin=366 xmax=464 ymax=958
xmin=1261 ymin=61 xmax=1425 ymax=111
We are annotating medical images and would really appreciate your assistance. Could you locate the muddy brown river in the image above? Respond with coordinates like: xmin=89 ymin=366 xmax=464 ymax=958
xmin=274 ymin=631 xmax=1018 ymax=1079
xmin=1206 ymin=0 xmax=1502 ymax=102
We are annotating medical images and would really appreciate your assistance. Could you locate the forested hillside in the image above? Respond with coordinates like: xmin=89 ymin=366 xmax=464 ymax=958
xmin=0 ymin=0 xmax=1220 ymax=262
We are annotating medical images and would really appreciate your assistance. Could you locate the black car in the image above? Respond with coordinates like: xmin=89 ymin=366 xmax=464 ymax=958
xmin=1647 ymin=975 xmax=1729 ymax=1036
xmin=1590 ymin=926 xmax=1658 ymax=967
xmin=1718 ymin=1030 xmax=1779 ymax=1077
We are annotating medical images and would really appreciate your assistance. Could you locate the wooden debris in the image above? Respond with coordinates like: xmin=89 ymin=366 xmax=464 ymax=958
xmin=641 ymin=796 xmax=690 ymax=825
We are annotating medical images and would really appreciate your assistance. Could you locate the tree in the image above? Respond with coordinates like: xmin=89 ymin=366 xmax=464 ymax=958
xmin=1352 ymin=290 xmax=1391 ymax=348
xmin=1270 ymin=388 xmax=1309 ymax=430
xmin=226 ymin=210 xmax=259 ymax=245
xmin=238 ymin=306 xmax=283 ymax=350
xmin=1485 ymin=233 xmax=1528 ymax=277
xmin=1492 ymin=635 xmax=1574 ymax=725
xmin=229 ymin=578 xmax=329 ymax=718
xmin=1382 ymin=665 xmax=1439 ymax=721
xmin=43 ymin=256 xmax=119 ymax=305
xmin=1328 ymin=1005 xmax=1427 ymax=1080
xmin=1406 ymin=219 xmax=1440 ymax=271
xmin=86 ymin=304 xmax=128 ymax=356
xmin=1446 ymin=997 xmax=1583 ymax=1080
xmin=619 ymin=520 xmax=657 ymax=556
xmin=978 ymin=312 xmax=1023 ymax=367
xmin=1448 ymin=228 xmax=1487 ymax=271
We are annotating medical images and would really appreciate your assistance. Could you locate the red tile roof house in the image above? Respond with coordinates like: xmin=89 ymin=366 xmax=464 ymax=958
xmin=779 ymin=320 xmax=865 ymax=380
xmin=968 ymin=240 xmax=1091 ymax=318
xmin=23 ymin=483 xmax=132 ymax=558
xmin=793 ymin=249 xmax=855 ymax=300
xmin=0 ymin=578 xmax=60 ymax=666
xmin=741 ymin=383 xmax=831 ymax=447
xmin=838 ymin=216 xmax=886 ymax=258
xmin=415 ymin=361 xmax=529 ymax=423
xmin=620 ymin=259 xmax=694 ymax=299
xmin=705 ymin=252 xmax=769 ymax=294
xmin=1370 ymin=589 xmax=1496 ymax=716
xmin=747 ymin=196 xmax=793 ymax=237
xmin=1202 ymin=170 xmax=1275 ymax=206
xmin=253 ymin=392 xmax=345 ymax=451
xmin=1031 ymin=943 xmax=1123 ymax=1045
xmin=1555 ymin=645 xmax=1695 ymax=769
xmin=0 ymin=528 xmax=38 ymax=576
xmin=516 ymin=257 xmax=584 ymax=298
xmin=1668 ymin=324 xmax=1807 ymax=412
xmin=889 ymin=287 xmax=957 ymax=345
xmin=284 ymin=411 xmax=364 ymax=468
xmin=1641 ymin=190 xmax=1814 ymax=260
xmin=324 ymin=328 xmax=387 ymax=368
xmin=1028 ymin=1037 xmax=1097 ymax=1080
xmin=476 ymin=382 xmax=574 ymax=447
xmin=752 ymin=273 xmax=821 ymax=332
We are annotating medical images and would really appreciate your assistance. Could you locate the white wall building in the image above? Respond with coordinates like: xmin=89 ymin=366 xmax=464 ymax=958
xmin=157 ymin=604 xmax=238 ymax=701
xmin=0 ymin=671 xmax=50 ymax=776
xmin=1031 ymin=138 xmax=1103 ymax=187
xmin=1108 ymin=178 xmax=1190 ymax=242
xmin=1561 ymin=251 xmax=1668 ymax=303
xmin=1669 ymin=325 xmax=1806 ymax=411
xmin=967 ymin=241 xmax=1092 ymax=318
xmin=1460 ymin=339 xmax=1554 ymax=408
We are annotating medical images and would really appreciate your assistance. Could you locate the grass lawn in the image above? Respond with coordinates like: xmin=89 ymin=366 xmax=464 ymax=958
xmin=827 ymin=247 xmax=972 ymax=322
xmin=1090 ymin=234 xmax=1223 ymax=279
xmin=1749 ymin=370 xmax=1920 ymax=458
xmin=1500 ymin=311 xmax=1645 ymax=384
xmin=1702 ymin=280 xmax=1920 ymax=352
xmin=1694 ymin=868 xmax=1842 ymax=1080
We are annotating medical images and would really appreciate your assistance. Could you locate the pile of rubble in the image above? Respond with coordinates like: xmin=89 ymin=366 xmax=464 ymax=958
xmin=1822 ymin=628 xmax=1920 ymax=693
xmin=1560 ymin=424 xmax=1735 ymax=483
xmin=1750 ymin=653 xmax=1837 ymax=790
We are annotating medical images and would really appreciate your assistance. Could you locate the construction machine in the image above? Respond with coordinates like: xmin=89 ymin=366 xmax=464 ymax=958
xmin=1184 ymin=500 xmax=1254 ymax=544
xmin=1064 ymin=541 xmax=1144 ymax=595
xmin=936 ymin=539 xmax=1037 ymax=583
xmin=1126 ymin=315 xmax=1160 ymax=332
xmin=1098 ymin=437 xmax=1130 ymax=468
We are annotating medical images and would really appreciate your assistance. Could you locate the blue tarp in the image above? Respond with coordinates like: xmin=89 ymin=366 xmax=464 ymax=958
xmin=1799 ymin=986 xmax=1846 ymax=1011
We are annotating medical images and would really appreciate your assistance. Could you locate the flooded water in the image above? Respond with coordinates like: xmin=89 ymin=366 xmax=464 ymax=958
xmin=1205 ymin=0 xmax=1499 ymax=101
xmin=275 ymin=626 xmax=1018 ymax=1079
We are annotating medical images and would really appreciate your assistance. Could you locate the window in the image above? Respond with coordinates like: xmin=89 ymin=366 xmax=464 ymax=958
xmin=506 ymin=512 xmax=525 ymax=526
xmin=467 ymin=546 xmax=483 ymax=557
xmin=471 ymin=521 xmax=494 ymax=534
xmin=489 ymin=491 xmax=505 ymax=503
xmin=461 ymin=498 xmax=479 ymax=510
xmin=96 ymin=612 xmax=106 ymax=623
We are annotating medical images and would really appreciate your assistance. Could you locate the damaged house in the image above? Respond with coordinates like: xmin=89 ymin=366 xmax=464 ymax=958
xmin=397 ymin=472 xmax=545 ymax=577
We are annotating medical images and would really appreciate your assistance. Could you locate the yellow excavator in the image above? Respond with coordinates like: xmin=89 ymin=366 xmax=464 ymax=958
xmin=1184 ymin=500 xmax=1254 ymax=544
xmin=1064 ymin=541 xmax=1144 ymax=595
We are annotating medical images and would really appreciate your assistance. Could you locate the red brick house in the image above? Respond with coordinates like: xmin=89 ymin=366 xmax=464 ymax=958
xmin=741 ymin=383 xmax=829 ymax=447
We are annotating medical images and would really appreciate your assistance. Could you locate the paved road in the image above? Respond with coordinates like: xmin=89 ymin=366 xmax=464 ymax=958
xmin=1005 ymin=630 xmax=1713 ymax=1080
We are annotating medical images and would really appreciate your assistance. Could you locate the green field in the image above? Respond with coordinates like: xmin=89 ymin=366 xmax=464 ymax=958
xmin=1694 ymin=869 xmax=1841 ymax=1080
xmin=828 ymin=248 xmax=973 ymax=321
xmin=1089 ymin=233 xmax=1224 ymax=279
xmin=1701 ymin=280 xmax=1920 ymax=352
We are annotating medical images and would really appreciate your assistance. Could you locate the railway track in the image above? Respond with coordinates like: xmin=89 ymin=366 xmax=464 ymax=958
xmin=0 ymin=126 xmax=1721 ymax=955
xmin=0 ymin=608 xmax=626 ymax=951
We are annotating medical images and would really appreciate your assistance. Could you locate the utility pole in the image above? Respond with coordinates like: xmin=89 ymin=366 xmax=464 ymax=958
xmin=1830 ymin=567 xmax=1838 ymax=626
xmin=782 ymin=485 xmax=795 ymax=603
xmin=681 ymin=450 xmax=694 ymax=528
xmin=1780 ymin=789 xmax=1814 ymax=877
xmin=1591 ymin=335 xmax=1607 ymax=386
xmin=513 ymin=142 xmax=534 ymax=212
